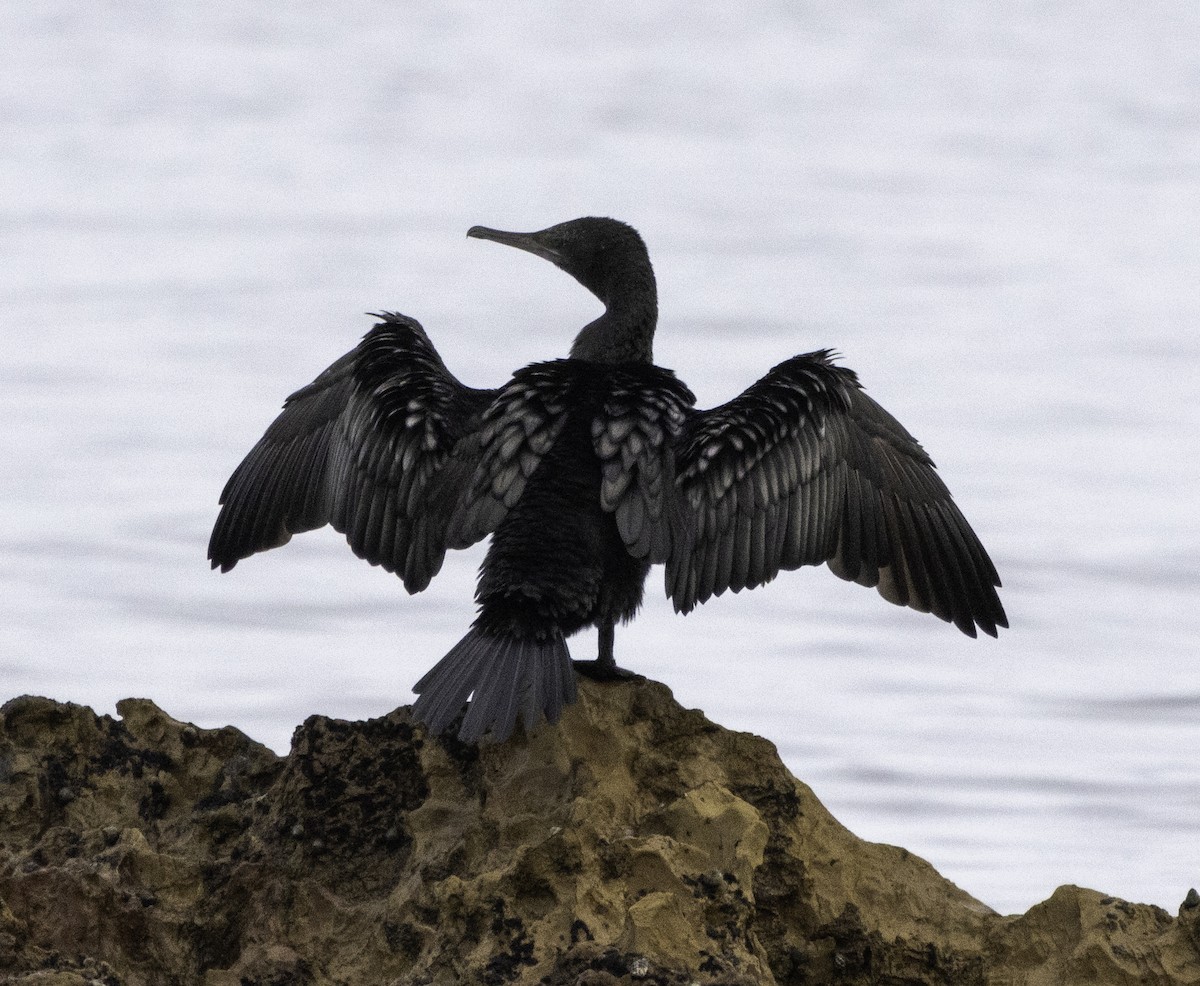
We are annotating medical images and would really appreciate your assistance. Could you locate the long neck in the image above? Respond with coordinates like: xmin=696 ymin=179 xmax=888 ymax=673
xmin=569 ymin=264 xmax=658 ymax=364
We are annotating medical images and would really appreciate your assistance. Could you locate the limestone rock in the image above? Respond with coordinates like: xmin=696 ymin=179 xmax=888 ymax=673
xmin=0 ymin=682 xmax=1196 ymax=985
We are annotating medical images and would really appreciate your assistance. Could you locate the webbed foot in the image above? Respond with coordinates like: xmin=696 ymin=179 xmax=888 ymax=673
xmin=575 ymin=620 xmax=641 ymax=681
xmin=572 ymin=659 xmax=643 ymax=683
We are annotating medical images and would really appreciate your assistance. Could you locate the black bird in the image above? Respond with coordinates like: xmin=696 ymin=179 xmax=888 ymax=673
xmin=209 ymin=217 xmax=1006 ymax=743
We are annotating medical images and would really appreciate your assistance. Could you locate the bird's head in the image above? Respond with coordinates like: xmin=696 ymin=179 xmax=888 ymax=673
xmin=467 ymin=217 xmax=653 ymax=310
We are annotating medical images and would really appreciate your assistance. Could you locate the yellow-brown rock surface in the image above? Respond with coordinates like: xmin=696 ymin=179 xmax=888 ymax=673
xmin=0 ymin=680 xmax=1196 ymax=985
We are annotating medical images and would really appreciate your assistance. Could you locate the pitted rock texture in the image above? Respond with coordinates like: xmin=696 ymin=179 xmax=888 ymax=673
xmin=0 ymin=682 xmax=1197 ymax=985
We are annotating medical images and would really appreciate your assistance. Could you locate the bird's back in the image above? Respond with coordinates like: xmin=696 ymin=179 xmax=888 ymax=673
xmin=468 ymin=358 xmax=696 ymax=640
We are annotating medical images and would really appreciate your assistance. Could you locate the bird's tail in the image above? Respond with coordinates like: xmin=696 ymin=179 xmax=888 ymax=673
xmin=411 ymin=628 xmax=577 ymax=743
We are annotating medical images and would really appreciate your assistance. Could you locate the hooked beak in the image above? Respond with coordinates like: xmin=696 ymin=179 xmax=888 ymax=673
xmin=467 ymin=225 xmax=564 ymax=266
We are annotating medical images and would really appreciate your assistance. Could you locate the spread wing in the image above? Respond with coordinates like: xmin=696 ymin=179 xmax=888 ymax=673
xmin=208 ymin=312 xmax=498 ymax=592
xmin=664 ymin=351 xmax=1007 ymax=638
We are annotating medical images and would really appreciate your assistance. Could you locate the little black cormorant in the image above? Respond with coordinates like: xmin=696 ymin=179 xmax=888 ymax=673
xmin=208 ymin=217 xmax=1007 ymax=743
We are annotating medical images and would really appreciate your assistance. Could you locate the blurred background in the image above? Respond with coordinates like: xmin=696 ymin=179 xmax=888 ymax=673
xmin=2 ymin=0 xmax=1198 ymax=916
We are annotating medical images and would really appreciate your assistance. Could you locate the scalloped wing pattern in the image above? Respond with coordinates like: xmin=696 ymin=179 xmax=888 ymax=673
xmin=208 ymin=312 xmax=496 ymax=592
xmin=663 ymin=352 xmax=1005 ymax=637
xmin=666 ymin=351 xmax=855 ymax=612
xmin=444 ymin=361 xmax=576 ymax=551
xmin=592 ymin=365 xmax=695 ymax=564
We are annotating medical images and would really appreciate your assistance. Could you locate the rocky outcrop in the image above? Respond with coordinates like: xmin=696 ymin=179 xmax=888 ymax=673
xmin=0 ymin=681 xmax=1196 ymax=985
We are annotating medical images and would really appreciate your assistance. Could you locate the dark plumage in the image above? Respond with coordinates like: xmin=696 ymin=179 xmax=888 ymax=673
xmin=209 ymin=217 xmax=1007 ymax=743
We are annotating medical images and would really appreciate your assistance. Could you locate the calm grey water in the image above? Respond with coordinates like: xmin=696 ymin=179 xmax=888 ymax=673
xmin=3 ymin=0 xmax=1198 ymax=916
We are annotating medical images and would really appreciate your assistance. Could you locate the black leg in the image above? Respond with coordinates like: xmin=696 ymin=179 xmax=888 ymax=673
xmin=573 ymin=619 xmax=641 ymax=682
xmin=598 ymin=621 xmax=615 ymax=670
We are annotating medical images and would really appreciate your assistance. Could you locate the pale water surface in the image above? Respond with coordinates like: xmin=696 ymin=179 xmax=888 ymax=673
xmin=2 ymin=0 xmax=1198 ymax=916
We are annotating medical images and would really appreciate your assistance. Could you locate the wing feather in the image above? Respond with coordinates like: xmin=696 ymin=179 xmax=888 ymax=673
xmin=443 ymin=361 xmax=576 ymax=550
xmin=208 ymin=312 xmax=498 ymax=591
xmin=665 ymin=351 xmax=1007 ymax=636
xmin=590 ymin=365 xmax=695 ymax=565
